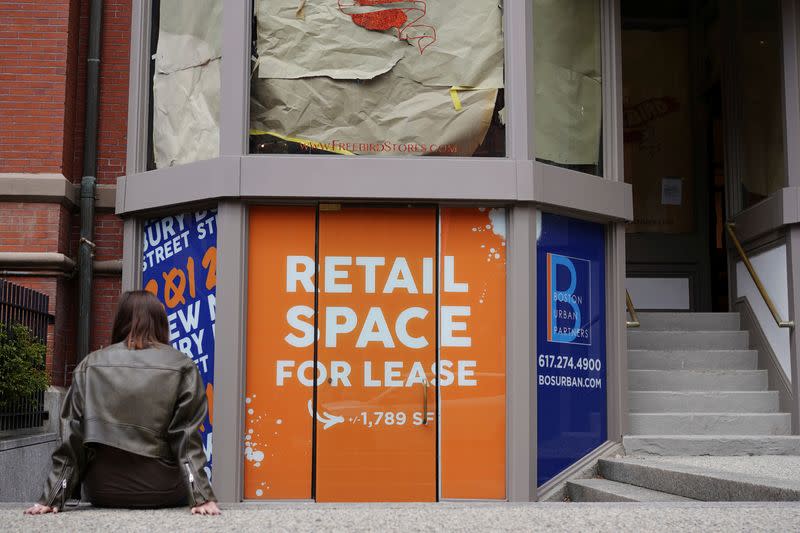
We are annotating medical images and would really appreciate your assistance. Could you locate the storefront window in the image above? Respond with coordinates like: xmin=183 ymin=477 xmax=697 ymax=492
xmin=536 ymin=213 xmax=607 ymax=486
xmin=142 ymin=209 xmax=218 ymax=475
xmin=149 ymin=0 xmax=221 ymax=169
xmin=244 ymin=206 xmax=507 ymax=501
xmin=249 ymin=1 xmax=506 ymax=157
xmin=533 ymin=0 xmax=603 ymax=176
xmin=621 ymin=13 xmax=693 ymax=235
xmin=737 ymin=0 xmax=786 ymax=210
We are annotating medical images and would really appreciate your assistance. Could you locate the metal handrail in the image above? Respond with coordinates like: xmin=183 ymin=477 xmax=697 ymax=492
xmin=726 ymin=222 xmax=794 ymax=329
xmin=626 ymin=290 xmax=640 ymax=328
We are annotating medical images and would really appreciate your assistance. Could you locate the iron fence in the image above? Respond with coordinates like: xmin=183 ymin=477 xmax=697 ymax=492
xmin=0 ymin=278 xmax=51 ymax=432
xmin=0 ymin=391 xmax=47 ymax=432
xmin=0 ymin=279 xmax=50 ymax=341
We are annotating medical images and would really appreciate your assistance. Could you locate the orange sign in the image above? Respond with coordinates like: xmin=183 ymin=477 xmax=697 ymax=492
xmin=440 ymin=207 xmax=506 ymax=499
xmin=316 ymin=207 xmax=437 ymax=502
xmin=244 ymin=207 xmax=316 ymax=499
xmin=245 ymin=206 xmax=506 ymax=501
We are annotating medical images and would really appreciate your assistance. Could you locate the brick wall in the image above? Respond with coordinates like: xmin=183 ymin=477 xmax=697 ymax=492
xmin=70 ymin=0 xmax=131 ymax=185
xmin=0 ymin=0 xmax=79 ymax=176
xmin=0 ymin=0 xmax=132 ymax=384
xmin=92 ymin=277 xmax=121 ymax=352
xmin=0 ymin=203 xmax=69 ymax=254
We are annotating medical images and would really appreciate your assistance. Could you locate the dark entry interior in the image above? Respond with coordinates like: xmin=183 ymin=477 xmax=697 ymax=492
xmin=622 ymin=0 xmax=785 ymax=312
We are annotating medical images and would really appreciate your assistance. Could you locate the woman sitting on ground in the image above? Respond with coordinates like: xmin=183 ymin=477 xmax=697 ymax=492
xmin=25 ymin=290 xmax=220 ymax=515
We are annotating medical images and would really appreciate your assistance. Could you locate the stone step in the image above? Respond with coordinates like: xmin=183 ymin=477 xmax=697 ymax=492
xmin=567 ymin=478 xmax=694 ymax=502
xmin=629 ymin=369 xmax=768 ymax=391
xmin=635 ymin=312 xmax=740 ymax=331
xmin=628 ymin=413 xmax=791 ymax=435
xmin=628 ymin=350 xmax=757 ymax=371
xmin=628 ymin=330 xmax=748 ymax=350
xmin=629 ymin=391 xmax=779 ymax=413
xmin=599 ymin=456 xmax=800 ymax=501
xmin=623 ymin=435 xmax=800 ymax=456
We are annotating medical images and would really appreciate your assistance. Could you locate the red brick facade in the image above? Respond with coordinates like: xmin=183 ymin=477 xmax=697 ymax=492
xmin=0 ymin=1 xmax=131 ymax=385
xmin=0 ymin=1 xmax=76 ymax=176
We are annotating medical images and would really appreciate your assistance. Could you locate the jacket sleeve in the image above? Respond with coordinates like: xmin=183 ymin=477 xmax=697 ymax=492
xmin=37 ymin=364 xmax=87 ymax=509
xmin=166 ymin=362 xmax=216 ymax=505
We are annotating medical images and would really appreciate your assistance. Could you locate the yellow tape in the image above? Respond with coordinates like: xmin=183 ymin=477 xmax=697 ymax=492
xmin=449 ymin=87 xmax=464 ymax=111
xmin=249 ymin=129 xmax=355 ymax=156
xmin=449 ymin=86 xmax=489 ymax=112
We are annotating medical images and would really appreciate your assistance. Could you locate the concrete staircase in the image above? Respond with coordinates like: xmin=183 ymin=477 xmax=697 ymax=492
xmin=626 ymin=312 xmax=790 ymax=441
xmin=571 ymin=456 xmax=800 ymax=501
xmin=569 ymin=312 xmax=800 ymax=502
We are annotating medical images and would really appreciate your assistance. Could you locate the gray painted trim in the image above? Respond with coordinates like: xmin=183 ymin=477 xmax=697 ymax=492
xmin=782 ymin=0 xmax=800 ymax=188
xmin=125 ymin=0 xmax=151 ymax=176
xmin=786 ymin=226 xmax=800 ymax=434
xmin=212 ymin=201 xmax=248 ymax=503
xmin=119 ymin=157 xmax=240 ymax=215
xmin=602 ymin=0 xmax=624 ymax=183
xmin=121 ymin=217 xmax=142 ymax=292
xmin=241 ymin=156 xmax=517 ymax=201
xmin=736 ymin=297 xmax=793 ymax=413
xmin=506 ymin=206 xmax=536 ymax=502
xmin=602 ymin=0 xmax=628 ymax=440
xmin=732 ymin=187 xmax=800 ymax=243
xmin=117 ymin=156 xmax=634 ymax=223
xmin=116 ymin=175 xmax=127 ymax=214
xmin=0 ymin=175 xmax=117 ymax=210
xmin=606 ymin=224 xmax=628 ymax=439
xmin=220 ymin=0 xmax=251 ymax=157
xmin=782 ymin=0 xmax=800 ymax=439
xmin=516 ymin=160 xmax=535 ymax=201
xmin=0 ymin=174 xmax=77 ymax=206
xmin=506 ymin=0 xmax=535 ymax=161
xmin=533 ymin=163 xmax=633 ymax=221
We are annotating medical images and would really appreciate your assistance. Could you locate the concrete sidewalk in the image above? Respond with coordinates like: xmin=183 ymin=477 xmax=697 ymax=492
xmin=2 ymin=502 xmax=800 ymax=532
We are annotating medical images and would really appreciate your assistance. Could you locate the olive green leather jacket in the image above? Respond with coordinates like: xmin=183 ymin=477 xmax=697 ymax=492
xmin=38 ymin=343 xmax=216 ymax=509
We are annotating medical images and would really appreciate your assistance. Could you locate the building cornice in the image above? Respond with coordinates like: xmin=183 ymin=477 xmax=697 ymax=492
xmin=0 ymin=173 xmax=117 ymax=211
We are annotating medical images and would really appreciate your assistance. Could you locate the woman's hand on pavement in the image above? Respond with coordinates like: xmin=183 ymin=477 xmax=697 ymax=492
xmin=25 ymin=501 xmax=221 ymax=515
xmin=24 ymin=503 xmax=57 ymax=515
xmin=191 ymin=500 xmax=221 ymax=515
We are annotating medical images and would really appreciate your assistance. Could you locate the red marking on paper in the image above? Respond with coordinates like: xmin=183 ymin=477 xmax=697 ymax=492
xmin=352 ymin=9 xmax=407 ymax=31
xmin=339 ymin=0 xmax=437 ymax=54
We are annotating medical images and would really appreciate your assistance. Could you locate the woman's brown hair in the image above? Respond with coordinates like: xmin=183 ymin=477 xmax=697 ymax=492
xmin=111 ymin=290 xmax=170 ymax=349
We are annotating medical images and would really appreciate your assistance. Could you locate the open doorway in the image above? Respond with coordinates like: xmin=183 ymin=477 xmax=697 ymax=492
xmin=622 ymin=0 xmax=786 ymax=313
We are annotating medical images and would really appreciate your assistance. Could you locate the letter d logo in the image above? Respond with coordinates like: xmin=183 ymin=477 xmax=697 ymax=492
xmin=547 ymin=253 xmax=581 ymax=343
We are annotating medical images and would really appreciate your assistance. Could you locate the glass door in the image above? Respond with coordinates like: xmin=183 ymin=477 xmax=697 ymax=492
xmin=244 ymin=205 xmax=507 ymax=502
xmin=315 ymin=207 xmax=438 ymax=502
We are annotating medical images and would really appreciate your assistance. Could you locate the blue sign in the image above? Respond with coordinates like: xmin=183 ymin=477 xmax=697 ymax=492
xmin=537 ymin=213 xmax=606 ymax=486
xmin=142 ymin=209 xmax=217 ymax=479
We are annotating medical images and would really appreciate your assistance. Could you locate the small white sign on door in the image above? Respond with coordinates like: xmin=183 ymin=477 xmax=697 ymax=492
xmin=661 ymin=176 xmax=683 ymax=206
